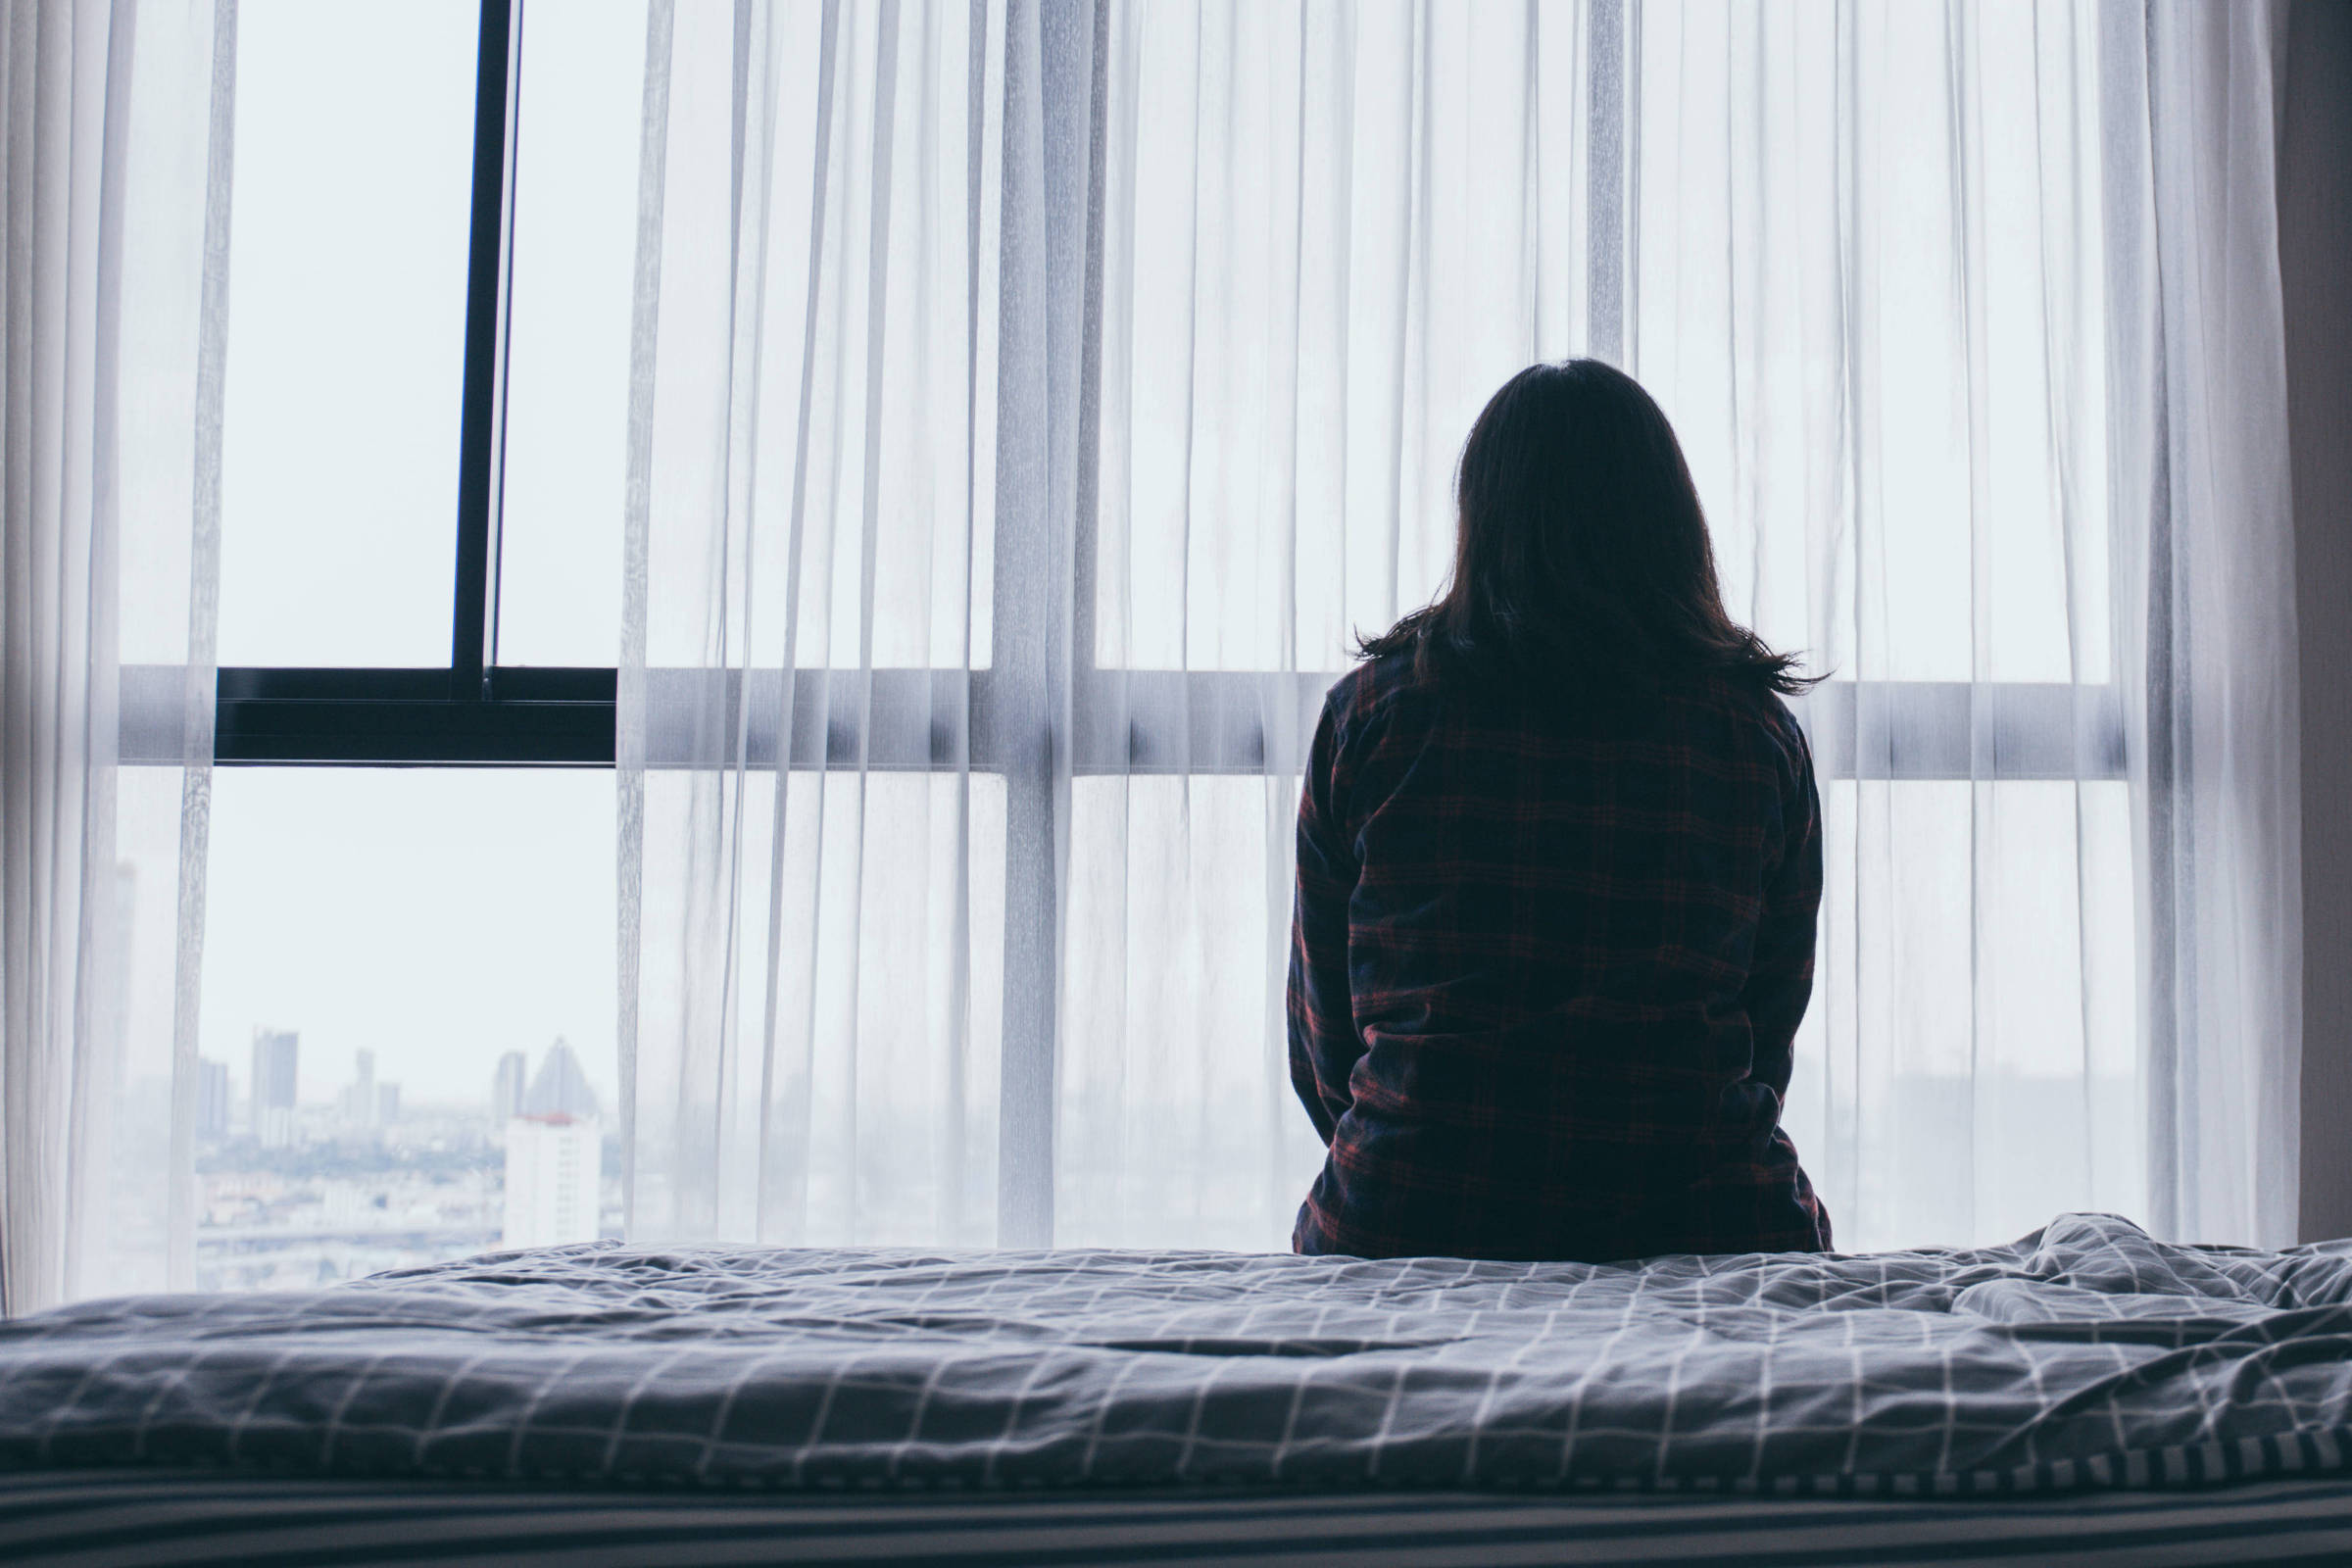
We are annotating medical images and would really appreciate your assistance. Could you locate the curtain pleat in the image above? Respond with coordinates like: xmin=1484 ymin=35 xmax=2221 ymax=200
xmin=2134 ymin=0 xmax=2300 ymax=1246
xmin=625 ymin=0 xmax=1006 ymax=1246
xmin=2 ymin=0 xmax=228 ymax=1312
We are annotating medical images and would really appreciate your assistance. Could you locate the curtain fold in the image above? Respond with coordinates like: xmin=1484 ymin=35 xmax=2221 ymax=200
xmin=0 ymin=0 xmax=115 ymax=1316
xmin=1 ymin=0 xmax=228 ymax=1313
xmin=623 ymin=0 xmax=1012 ymax=1246
xmin=2129 ymin=0 xmax=2300 ymax=1246
xmin=609 ymin=0 xmax=2294 ymax=1255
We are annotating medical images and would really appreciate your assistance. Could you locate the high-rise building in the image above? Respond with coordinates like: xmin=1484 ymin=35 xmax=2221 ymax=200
xmin=249 ymin=1029 xmax=299 ymax=1147
xmin=491 ymin=1051 xmax=527 ymax=1124
xmin=339 ymin=1049 xmax=377 ymax=1128
xmin=330 ymin=1049 xmax=402 ymax=1134
xmin=502 ymin=1113 xmax=602 ymax=1248
xmin=520 ymin=1038 xmax=599 ymax=1120
xmin=195 ymin=1058 xmax=230 ymax=1141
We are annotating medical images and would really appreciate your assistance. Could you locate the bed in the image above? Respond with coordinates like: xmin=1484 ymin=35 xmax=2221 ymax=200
xmin=3 ymin=1211 xmax=2349 ymax=1564
xmin=10 ymin=1469 xmax=2352 ymax=1564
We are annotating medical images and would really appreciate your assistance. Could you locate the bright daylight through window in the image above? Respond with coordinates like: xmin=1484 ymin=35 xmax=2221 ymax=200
xmin=100 ymin=0 xmax=2180 ymax=1291
xmin=110 ymin=0 xmax=650 ymax=1291
xmin=7 ymin=0 xmax=2323 ymax=1528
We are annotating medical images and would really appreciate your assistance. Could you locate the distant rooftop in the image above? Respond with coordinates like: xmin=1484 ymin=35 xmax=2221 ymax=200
xmin=520 ymin=1038 xmax=599 ymax=1121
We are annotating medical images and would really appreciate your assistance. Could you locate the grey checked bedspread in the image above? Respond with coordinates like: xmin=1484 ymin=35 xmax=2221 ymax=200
xmin=4 ymin=1213 xmax=2351 ymax=1495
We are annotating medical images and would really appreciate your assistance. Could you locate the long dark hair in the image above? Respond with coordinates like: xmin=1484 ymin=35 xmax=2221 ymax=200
xmin=1358 ymin=359 xmax=1815 ymax=698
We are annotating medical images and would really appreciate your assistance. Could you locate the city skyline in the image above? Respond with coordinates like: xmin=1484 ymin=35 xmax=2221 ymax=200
xmin=197 ymin=1029 xmax=618 ymax=1117
xmin=187 ymin=1032 xmax=625 ymax=1294
xmin=143 ymin=769 xmax=622 ymax=1112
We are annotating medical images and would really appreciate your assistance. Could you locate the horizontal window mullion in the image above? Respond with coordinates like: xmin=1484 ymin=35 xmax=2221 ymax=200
xmin=213 ymin=696 xmax=612 ymax=766
xmin=642 ymin=668 xmax=981 ymax=771
xmin=120 ymin=665 xmax=992 ymax=771
xmin=1805 ymin=680 xmax=2128 ymax=782
xmin=122 ymin=664 xmax=617 ymax=768
xmin=1071 ymin=669 xmax=1329 ymax=775
xmin=218 ymin=667 xmax=459 ymax=703
xmin=1080 ymin=674 xmax=2131 ymax=782
xmin=116 ymin=666 xmax=2130 ymax=781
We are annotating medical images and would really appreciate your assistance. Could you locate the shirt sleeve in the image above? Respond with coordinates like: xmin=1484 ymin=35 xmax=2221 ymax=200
xmin=1740 ymin=721 xmax=1824 ymax=1098
xmin=1288 ymin=694 xmax=1361 ymax=1146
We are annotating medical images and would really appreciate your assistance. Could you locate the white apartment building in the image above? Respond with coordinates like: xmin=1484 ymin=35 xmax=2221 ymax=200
xmin=501 ymin=1113 xmax=602 ymax=1249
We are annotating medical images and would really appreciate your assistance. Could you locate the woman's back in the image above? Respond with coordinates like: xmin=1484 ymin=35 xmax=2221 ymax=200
xmin=1287 ymin=651 xmax=1831 ymax=1262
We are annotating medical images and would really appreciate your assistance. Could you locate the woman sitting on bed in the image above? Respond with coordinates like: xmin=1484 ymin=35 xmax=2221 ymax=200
xmin=1287 ymin=358 xmax=1832 ymax=1263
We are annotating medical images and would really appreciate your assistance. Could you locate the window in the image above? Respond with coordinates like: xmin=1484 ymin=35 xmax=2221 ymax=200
xmin=120 ymin=0 xmax=625 ymax=1289
xmin=126 ymin=0 xmax=620 ymax=776
xmin=189 ymin=769 xmax=617 ymax=1290
xmin=213 ymin=0 xmax=479 ymax=669
xmin=120 ymin=0 xmax=2139 ymax=1267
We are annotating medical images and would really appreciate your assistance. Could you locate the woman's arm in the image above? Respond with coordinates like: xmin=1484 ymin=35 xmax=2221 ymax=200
xmin=1288 ymin=698 xmax=1360 ymax=1145
xmin=1741 ymin=726 xmax=1825 ymax=1096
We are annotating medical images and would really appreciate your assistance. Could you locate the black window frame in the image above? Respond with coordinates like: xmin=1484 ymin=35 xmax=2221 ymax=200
xmin=203 ymin=0 xmax=615 ymax=769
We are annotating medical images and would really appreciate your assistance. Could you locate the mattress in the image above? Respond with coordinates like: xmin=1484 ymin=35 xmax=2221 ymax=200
xmin=3 ymin=1211 xmax=2349 ymax=1496
xmin=9 ymin=1468 xmax=2352 ymax=1566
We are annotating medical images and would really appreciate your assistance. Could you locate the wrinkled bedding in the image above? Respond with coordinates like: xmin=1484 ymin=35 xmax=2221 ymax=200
xmin=3 ymin=1213 xmax=2350 ymax=1494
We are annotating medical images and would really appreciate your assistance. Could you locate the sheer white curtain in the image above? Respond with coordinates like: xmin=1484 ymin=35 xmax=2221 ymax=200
xmin=621 ymin=0 xmax=1010 ymax=1246
xmin=1622 ymin=0 xmax=2293 ymax=1250
xmin=2130 ymin=0 xmax=2300 ymax=1246
xmin=619 ymin=0 xmax=2298 ymax=1254
xmin=1 ymin=0 xmax=231 ymax=1312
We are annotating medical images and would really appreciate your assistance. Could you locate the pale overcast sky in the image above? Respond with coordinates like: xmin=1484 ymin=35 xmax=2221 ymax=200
xmin=145 ymin=0 xmax=648 ymax=1108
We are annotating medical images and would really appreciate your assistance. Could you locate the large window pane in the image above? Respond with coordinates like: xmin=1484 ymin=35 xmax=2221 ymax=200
xmin=84 ymin=765 xmax=197 ymax=1298
xmin=630 ymin=768 xmax=1006 ymax=1247
xmin=1632 ymin=2 xmax=2112 ymax=686
xmin=1786 ymin=778 xmax=2142 ymax=1254
xmin=495 ymin=0 xmax=648 ymax=667
xmin=196 ymin=770 xmax=616 ymax=1291
xmin=1058 ymin=775 xmax=1324 ymax=1249
xmin=1094 ymin=3 xmax=1510 ymax=673
xmin=216 ymin=0 xmax=478 ymax=666
xmin=514 ymin=0 xmax=1001 ymax=673
xmin=117 ymin=5 xmax=220 ymax=667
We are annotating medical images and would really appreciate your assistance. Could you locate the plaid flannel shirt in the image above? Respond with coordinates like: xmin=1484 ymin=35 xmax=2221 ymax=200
xmin=1288 ymin=652 xmax=1832 ymax=1261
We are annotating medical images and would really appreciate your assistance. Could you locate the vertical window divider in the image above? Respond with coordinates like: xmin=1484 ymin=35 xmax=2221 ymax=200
xmin=1586 ymin=0 xmax=1627 ymax=365
xmin=452 ymin=0 xmax=522 ymax=703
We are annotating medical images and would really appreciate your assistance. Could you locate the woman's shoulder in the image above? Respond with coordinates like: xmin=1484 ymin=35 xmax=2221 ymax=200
xmin=1324 ymin=656 xmax=1813 ymax=770
xmin=1323 ymin=650 xmax=1438 ymax=728
xmin=1666 ymin=670 xmax=1816 ymax=785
